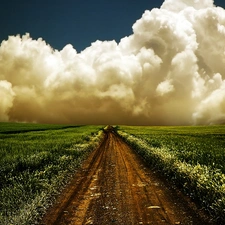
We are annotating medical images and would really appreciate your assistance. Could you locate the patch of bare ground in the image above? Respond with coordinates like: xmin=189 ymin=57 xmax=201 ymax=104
xmin=41 ymin=127 xmax=216 ymax=225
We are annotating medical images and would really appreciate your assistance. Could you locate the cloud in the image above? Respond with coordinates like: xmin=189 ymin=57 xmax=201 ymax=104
xmin=0 ymin=80 xmax=15 ymax=121
xmin=161 ymin=0 xmax=214 ymax=13
xmin=0 ymin=0 xmax=225 ymax=125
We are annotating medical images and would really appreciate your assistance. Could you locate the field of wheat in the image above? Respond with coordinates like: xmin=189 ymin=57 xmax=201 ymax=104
xmin=118 ymin=125 xmax=225 ymax=223
xmin=0 ymin=123 xmax=103 ymax=225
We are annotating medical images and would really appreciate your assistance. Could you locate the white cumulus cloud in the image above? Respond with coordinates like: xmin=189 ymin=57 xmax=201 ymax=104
xmin=1 ymin=0 xmax=225 ymax=125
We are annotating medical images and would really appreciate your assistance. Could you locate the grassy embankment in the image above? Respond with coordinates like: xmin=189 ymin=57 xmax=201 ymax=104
xmin=118 ymin=125 xmax=225 ymax=224
xmin=0 ymin=123 xmax=103 ymax=225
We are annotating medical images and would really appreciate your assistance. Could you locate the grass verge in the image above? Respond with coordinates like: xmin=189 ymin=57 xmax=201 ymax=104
xmin=118 ymin=126 xmax=225 ymax=224
xmin=0 ymin=124 xmax=103 ymax=225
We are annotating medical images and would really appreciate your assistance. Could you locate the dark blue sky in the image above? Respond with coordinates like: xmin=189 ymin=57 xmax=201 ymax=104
xmin=1 ymin=0 xmax=225 ymax=52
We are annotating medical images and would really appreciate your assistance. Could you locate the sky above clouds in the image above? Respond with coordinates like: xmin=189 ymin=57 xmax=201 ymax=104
xmin=1 ymin=0 xmax=224 ymax=52
xmin=0 ymin=0 xmax=165 ymax=52
xmin=1 ymin=0 xmax=225 ymax=125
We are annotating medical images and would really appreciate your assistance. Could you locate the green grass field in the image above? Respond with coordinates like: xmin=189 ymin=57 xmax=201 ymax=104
xmin=0 ymin=122 xmax=79 ymax=134
xmin=2 ymin=124 xmax=225 ymax=224
xmin=0 ymin=123 xmax=103 ymax=225
xmin=118 ymin=125 xmax=225 ymax=223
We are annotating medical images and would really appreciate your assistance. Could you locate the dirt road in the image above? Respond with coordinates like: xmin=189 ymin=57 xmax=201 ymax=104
xmin=41 ymin=127 xmax=214 ymax=225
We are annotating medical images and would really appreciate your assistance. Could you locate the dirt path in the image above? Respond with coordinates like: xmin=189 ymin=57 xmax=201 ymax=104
xmin=41 ymin=127 xmax=215 ymax=225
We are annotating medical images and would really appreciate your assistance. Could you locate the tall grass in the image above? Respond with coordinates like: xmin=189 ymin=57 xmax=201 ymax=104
xmin=118 ymin=125 xmax=225 ymax=224
xmin=0 ymin=123 xmax=103 ymax=225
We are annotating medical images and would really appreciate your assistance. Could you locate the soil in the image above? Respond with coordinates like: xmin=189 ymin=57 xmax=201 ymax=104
xmin=41 ymin=127 xmax=216 ymax=225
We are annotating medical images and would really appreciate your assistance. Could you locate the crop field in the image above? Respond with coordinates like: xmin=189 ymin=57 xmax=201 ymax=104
xmin=118 ymin=125 xmax=225 ymax=223
xmin=0 ymin=123 xmax=103 ymax=225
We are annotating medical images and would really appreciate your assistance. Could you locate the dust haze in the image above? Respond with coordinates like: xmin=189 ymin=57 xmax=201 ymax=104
xmin=1 ymin=0 xmax=225 ymax=125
